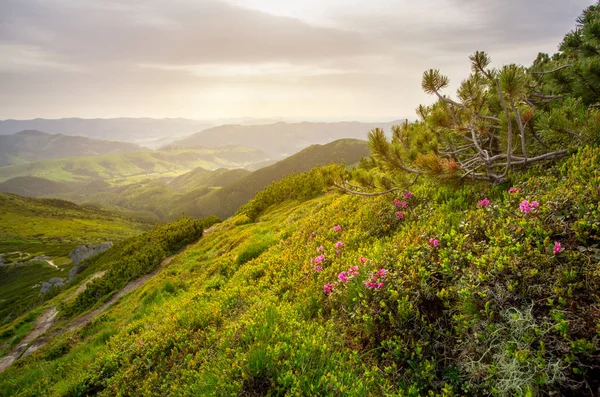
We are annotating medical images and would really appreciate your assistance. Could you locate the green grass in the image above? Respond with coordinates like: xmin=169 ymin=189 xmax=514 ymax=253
xmin=0 ymin=261 xmax=73 ymax=325
xmin=1 ymin=146 xmax=599 ymax=395
xmin=0 ymin=194 xmax=152 ymax=257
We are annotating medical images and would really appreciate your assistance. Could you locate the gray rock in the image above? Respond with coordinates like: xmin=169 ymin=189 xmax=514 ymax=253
xmin=39 ymin=277 xmax=64 ymax=294
xmin=40 ymin=282 xmax=52 ymax=294
xmin=69 ymin=242 xmax=113 ymax=266
xmin=68 ymin=266 xmax=81 ymax=281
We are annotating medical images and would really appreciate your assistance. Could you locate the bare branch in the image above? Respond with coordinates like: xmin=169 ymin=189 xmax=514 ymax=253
xmin=529 ymin=64 xmax=572 ymax=75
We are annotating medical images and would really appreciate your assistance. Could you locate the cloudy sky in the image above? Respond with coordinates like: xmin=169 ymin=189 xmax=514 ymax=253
xmin=0 ymin=0 xmax=593 ymax=120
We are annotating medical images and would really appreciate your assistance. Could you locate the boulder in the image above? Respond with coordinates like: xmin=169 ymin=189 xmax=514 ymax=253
xmin=69 ymin=242 xmax=113 ymax=265
xmin=40 ymin=277 xmax=64 ymax=294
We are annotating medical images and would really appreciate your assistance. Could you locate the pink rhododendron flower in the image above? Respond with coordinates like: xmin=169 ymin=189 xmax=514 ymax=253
xmin=404 ymin=191 xmax=413 ymax=199
xmin=347 ymin=266 xmax=359 ymax=277
xmin=333 ymin=225 xmax=342 ymax=232
xmin=365 ymin=269 xmax=387 ymax=289
xmin=531 ymin=201 xmax=539 ymax=208
xmin=314 ymin=265 xmax=323 ymax=272
xmin=553 ymin=241 xmax=562 ymax=255
xmin=508 ymin=187 xmax=521 ymax=194
xmin=359 ymin=256 xmax=367 ymax=264
xmin=312 ymin=254 xmax=325 ymax=264
xmin=395 ymin=211 xmax=405 ymax=219
xmin=429 ymin=238 xmax=440 ymax=247
xmin=323 ymin=283 xmax=333 ymax=293
xmin=309 ymin=232 xmax=316 ymax=239
xmin=394 ymin=199 xmax=408 ymax=208
xmin=338 ymin=271 xmax=349 ymax=283
xmin=520 ymin=200 xmax=532 ymax=213
xmin=317 ymin=246 xmax=324 ymax=253
xmin=477 ymin=198 xmax=490 ymax=207
xmin=335 ymin=241 xmax=344 ymax=249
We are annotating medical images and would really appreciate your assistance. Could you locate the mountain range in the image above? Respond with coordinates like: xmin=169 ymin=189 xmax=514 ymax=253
xmin=166 ymin=120 xmax=399 ymax=157
xmin=0 ymin=130 xmax=144 ymax=167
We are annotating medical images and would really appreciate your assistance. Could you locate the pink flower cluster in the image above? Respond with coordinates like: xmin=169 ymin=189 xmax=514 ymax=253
xmin=338 ymin=271 xmax=349 ymax=283
xmin=396 ymin=211 xmax=405 ymax=219
xmin=338 ymin=265 xmax=360 ymax=283
xmin=394 ymin=199 xmax=408 ymax=208
xmin=333 ymin=225 xmax=342 ymax=232
xmin=429 ymin=238 xmax=439 ymax=247
xmin=365 ymin=269 xmax=387 ymax=289
xmin=314 ymin=265 xmax=323 ymax=272
xmin=404 ymin=191 xmax=413 ymax=199
xmin=508 ymin=187 xmax=522 ymax=194
xmin=554 ymin=241 xmax=562 ymax=255
xmin=477 ymin=198 xmax=490 ymax=207
xmin=323 ymin=260 xmax=364 ymax=293
xmin=359 ymin=256 xmax=367 ymax=265
xmin=335 ymin=241 xmax=344 ymax=249
xmin=312 ymin=254 xmax=325 ymax=264
xmin=317 ymin=245 xmax=324 ymax=253
xmin=310 ymin=232 xmax=316 ymax=239
xmin=520 ymin=200 xmax=539 ymax=213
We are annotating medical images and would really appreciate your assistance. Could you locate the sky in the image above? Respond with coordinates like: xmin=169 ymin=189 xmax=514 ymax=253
xmin=0 ymin=0 xmax=594 ymax=121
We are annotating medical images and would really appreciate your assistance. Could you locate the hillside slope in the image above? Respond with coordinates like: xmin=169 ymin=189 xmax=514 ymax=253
xmin=0 ymin=146 xmax=269 ymax=184
xmin=0 ymin=177 xmax=75 ymax=197
xmin=0 ymin=194 xmax=151 ymax=256
xmin=0 ymin=147 xmax=598 ymax=395
xmin=180 ymin=138 xmax=369 ymax=219
xmin=168 ymin=120 xmax=397 ymax=157
xmin=0 ymin=130 xmax=143 ymax=167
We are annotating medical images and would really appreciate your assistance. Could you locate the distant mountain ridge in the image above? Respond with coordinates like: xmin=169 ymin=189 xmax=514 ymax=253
xmin=0 ymin=118 xmax=283 ymax=147
xmin=167 ymin=120 xmax=399 ymax=157
xmin=0 ymin=130 xmax=143 ymax=167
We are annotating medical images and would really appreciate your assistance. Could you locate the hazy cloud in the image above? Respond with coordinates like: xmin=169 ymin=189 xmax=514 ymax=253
xmin=0 ymin=0 xmax=594 ymax=119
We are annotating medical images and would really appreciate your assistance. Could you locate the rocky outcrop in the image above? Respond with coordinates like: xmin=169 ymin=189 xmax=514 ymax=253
xmin=40 ymin=277 xmax=64 ymax=294
xmin=69 ymin=242 xmax=113 ymax=266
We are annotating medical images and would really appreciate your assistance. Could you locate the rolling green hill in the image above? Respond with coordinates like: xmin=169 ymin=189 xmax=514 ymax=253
xmin=169 ymin=167 xmax=251 ymax=192
xmin=0 ymin=194 xmax=152 ymax=256
xmin=0 ymin=177 xmax=75 ymax=197
xmin=0 ymin=194 xmax=154 ymax=325
xmin=179 ymin=138 xmax=369 ymax=219
xmin=0 ymin=146 xmax=270 ymax=184
xmin=0 ymin=130 xmax=144 ymax=167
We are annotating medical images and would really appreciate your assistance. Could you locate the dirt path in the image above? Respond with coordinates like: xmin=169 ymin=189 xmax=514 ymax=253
xmin=0 ymin=307 xmax=57 ymax=372
xmin=66 ymin=271 xmax=106 ymax=301
xmin=46 ymin=260 xmax=59 ymax=270
xmin=65 ymin=254 xmax=179 ymax=333
xmin=0 ymin=243 xmax=193 ymax=373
